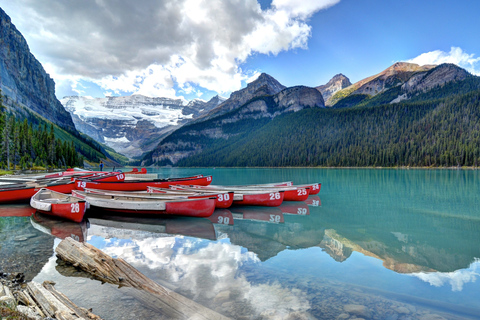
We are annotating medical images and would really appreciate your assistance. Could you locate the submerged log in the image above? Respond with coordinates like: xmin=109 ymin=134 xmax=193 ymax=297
xmin=55 ymin=237 xmax=230 ymax=320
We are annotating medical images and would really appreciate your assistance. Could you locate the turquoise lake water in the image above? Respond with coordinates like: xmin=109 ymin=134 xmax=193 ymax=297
xmin=1 ymin=168 xmax=480 ymax=319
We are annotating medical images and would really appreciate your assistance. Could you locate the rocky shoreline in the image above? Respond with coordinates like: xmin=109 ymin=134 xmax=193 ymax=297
xmin=1 ymin=272 xmax=102 ymax=320
xmin=1 ymin=272 xmax=41 ymax=320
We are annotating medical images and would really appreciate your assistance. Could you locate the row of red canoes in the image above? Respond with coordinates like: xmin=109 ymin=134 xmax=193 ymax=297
xmin=0 ymin=170 xmax=210 ymax=203
xmin=2 ymin=169 xmax=321 ymax=222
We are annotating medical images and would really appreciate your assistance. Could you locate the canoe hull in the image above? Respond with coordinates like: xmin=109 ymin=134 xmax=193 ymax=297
xmin=234 ymin=191 xmax=284 ymax=207
xmin=305 ymin=183 xmax=321 ymax=195
xmin=92 ymin=200 xmax=215 ymax=218
xmin=147 ymin=187 xmax=233 ymax=209
xmin=283 ymin=187 xmax=310 ymax=201
xmin=0 ymin=182 xmax=75 ymax=203
xmin=73 ymin=191 xmax=216 ymax=218
xmin=74 ymin=175 xmax=213 ymax=191
xmin=0 ymin=187 xmax=37 ymax=203
xmin=30 ymin=189 xmax=87 ymax=223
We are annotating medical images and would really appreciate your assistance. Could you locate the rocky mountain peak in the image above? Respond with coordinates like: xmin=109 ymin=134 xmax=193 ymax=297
xmin=316 ymin=74 xmax=352 ymax=104
xmin=195 ymin=73 xmax=286 ymax=121
xmin=401 ymin=63 xmax=470 ymax=94
xmin=248 ymin=73 xmax=286 ymax=94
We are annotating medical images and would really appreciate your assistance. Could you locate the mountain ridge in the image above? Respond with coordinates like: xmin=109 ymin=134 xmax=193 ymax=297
xmin=194 ymin=73 xmax=287 ymax=123
xmin=0 ymin=7 xmax=76 ymax=132
xmin=328 ymin=62 xmax=437 ymax=106
xmin=144 ymin=77 xmax=324 ymax=166
xmin=143 ymin=62 xmax=480 ymax=167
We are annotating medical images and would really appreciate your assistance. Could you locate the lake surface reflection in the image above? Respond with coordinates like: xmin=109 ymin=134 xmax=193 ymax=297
xmin=1 ymin=168 xmax=480 ymax=319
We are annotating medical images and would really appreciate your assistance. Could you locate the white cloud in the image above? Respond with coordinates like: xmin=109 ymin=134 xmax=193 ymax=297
xmin=406 ymin=47 xmax=480 ymax=75
xmin=410 ymin=259 xmax=480 ymax=292
xmin=272 ymin=0 xmax=340 ymax=19
xmin=1 ymin=0 xmax=340 ymax=99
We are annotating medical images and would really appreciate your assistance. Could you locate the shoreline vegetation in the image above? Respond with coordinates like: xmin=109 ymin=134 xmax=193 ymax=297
xmin=2 ymin=165 xmax=480 ymax=177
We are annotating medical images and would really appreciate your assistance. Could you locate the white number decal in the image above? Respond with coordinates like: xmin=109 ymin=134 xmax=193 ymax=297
xmin=269 ymin=192 xmax=281 ymax=200
xmin=77 ymin=181 xmax=86 ymax=189
xmin=116 ymin=174 xmax=124 ymax=180
xmin=206 ymin=176 xmax=212 ymax=181
xmin=71 ymin=234 xmax=80 ymax=241
xmin=71 ymin=203 xmax=80 ymax=213
xmin=312 ymin=184 xmax=319 ymax=190
xmin=297 ymin=208 xmax=307 ymax=215
xmin=297 ymin=189 xmax=307 ymax=196
xmin=217 ymin=216 xmax=230 ymax=224
xmin=218 ymin=193 xmax=230 ymax=202
xmin=269 ymin=214 xmax=281 ymax=223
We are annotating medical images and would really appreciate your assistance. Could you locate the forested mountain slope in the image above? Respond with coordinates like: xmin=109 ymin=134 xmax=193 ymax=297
xmin=178 ymin=86 xmax=480 ymax=167
xmin=143 ymin=62 xmax=480 ymax=167
xmin=0 ymin=7 xmax=111 ymax=165
xmin=143 ymin=76 xmax=324 ymax=166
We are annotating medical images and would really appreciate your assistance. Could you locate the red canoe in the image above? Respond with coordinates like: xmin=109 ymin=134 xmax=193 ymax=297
xmin=80 ymin=171 xmax=127 ymax=182
xmin=276 ymin=186 xmax=310 ymax=201
xmin=0 ymin=179 xmax=75 ymax=203
xmin=182 ymin=185 xmax=285 ymax=207
xmin=30 ymin=188 xmax=88 ymax=223
xmin=269 ymin=182 xmax=321 ymax=196
xmin=147 ymin=186 xmax=234 ymax=208
xmin=192 ymin=184 xmax=309 ymax=201
xmin=82 ymin=187 xmax=234 ymax=209
xmin=73 ymin=190 xmax=216 ymax=218
xmin=295 ymin=183 xmax=321 ymax=195
xmin=74 ymin=175 xmax=213 ymax=191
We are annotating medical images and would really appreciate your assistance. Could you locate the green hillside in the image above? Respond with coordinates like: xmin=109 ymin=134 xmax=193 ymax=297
xmin=178 ymin=87 xmax=480 ymax=167
xmin=0 ymin=94 xmax=111 ymax=169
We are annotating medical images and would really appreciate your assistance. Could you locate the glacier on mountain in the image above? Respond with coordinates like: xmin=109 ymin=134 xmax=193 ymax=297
xmin=62 ymin=95 xmax=192 ymax=128
xmin=61 ymin=94 xmax=224 ymax=158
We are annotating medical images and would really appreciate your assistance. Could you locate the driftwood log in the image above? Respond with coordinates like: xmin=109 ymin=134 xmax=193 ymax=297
xmin=55 ymin=237 xmax=230 ymax=320
xmin=9 ymin=280 xmax=103 ymax=320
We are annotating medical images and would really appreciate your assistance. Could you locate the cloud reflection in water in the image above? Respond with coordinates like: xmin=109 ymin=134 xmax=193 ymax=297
xmin=94 ymin=234 xmax=312 ymax=317
xmin=411 ymin=258 xmax=480 ymax=291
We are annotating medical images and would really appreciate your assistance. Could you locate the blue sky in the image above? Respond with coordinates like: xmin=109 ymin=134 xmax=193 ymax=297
xmin=1 ymin=0 xmax=479 ymax=102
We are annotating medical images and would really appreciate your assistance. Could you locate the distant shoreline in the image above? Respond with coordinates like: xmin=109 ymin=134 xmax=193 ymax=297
xmin=152 ymin=166 xmax=480 ymax=170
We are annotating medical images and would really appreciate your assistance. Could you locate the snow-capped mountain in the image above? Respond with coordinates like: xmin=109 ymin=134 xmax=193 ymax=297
xmin=61 ymin=94 xmax=225 ymax=158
